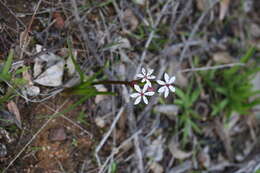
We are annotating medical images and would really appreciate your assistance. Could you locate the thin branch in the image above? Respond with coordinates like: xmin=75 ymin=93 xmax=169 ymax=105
xmin=179 ymin=63 xmax=245 ymax=73
xmin=95 ymin=107 xmax=125 ymax=167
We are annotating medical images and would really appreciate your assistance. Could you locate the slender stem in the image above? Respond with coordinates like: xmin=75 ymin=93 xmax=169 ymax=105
xmin=92 ymin=80 xmax=140 ymax=86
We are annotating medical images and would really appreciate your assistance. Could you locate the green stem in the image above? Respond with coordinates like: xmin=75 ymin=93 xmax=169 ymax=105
xmin=92 ymin=80 xmax=140 ymax=86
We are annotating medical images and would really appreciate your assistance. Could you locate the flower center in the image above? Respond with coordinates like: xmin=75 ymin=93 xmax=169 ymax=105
xmin=165 ymin=84 xmax=170 ymax=87
xmin=140 ymin=92 xmax=144 ymax=96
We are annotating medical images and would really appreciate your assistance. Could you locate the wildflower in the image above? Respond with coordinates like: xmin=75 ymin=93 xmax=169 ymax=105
xmin=130 ymin=84 xmax=155 ymax=104
xmin=157 ymin=73 xmax=176 ymax=98
xmin=136 ymin=68 xmax=156 ymax=87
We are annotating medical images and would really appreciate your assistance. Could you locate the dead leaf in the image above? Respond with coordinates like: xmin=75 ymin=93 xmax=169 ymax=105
xmin=154 ymin=104 xmax=179 ymax=120
xmin=19 ymin=31 xmax=30 ymax=50
xmin=23 ymin=68 xmax=33 ymax=85
xmin=0 ymin=143 xmax=7 ymax=157
xmin=33 ymin=58 xmax=43 ymax=78
xmin=213 ymin=52 xmax=233 ymax=64
xmin=168 ymin=138 xmax=192 ymax=160
xmin=34 ymin=60 xmax=65 ymax=87
xmin=53 ymin=12 xmax=65 ymax=29
xmin=7 ymin=101 xmax=21 ymax=128
xmin=214 ymin=118 xmax=234 ymax=161
xmin=149 ymin=162 xmax=164 ymax=173
xmin=198 ymin=146 xmax=211 ymax=168
xmin=219 ymin=0 xmax=230 ymax=21
xmin=146 ymin=136 xmax=165 ymax=161
xmin=122 ymin=9 xmax=139 ymax=31
xmin=111 ymin=36 xmax=131 ymax=51
xmin=66 ymin=50 xmax=77 ymax=76
xmin=196 ymin=0 xmax=212 ymax=11
xmin=176 ymin=72 xmax=188 ymax=88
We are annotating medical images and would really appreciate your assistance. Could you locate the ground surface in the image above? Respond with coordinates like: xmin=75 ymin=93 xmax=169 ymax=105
xmin=0 ymin=0 xmax=260 ymax=173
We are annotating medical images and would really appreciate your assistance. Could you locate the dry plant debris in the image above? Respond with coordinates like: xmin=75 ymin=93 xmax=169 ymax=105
xmin=0 ymin=0 xmax=259 ymax=172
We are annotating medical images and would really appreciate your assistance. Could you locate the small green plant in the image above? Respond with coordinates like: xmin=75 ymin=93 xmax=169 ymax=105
xmin=174 ymin=80 xmax=201 ymax=146
xmin=199 ymin=47 xmax=260 ymax=118
xmin=254 ymin=169 xmax=260 ymax=173
xmin=77 ymin=111 xmax=88 ymax=125
xmin=0 ymin=49 xmax=28 ymax=105
xmin=109 ymin=161 xmax=117 ymax=173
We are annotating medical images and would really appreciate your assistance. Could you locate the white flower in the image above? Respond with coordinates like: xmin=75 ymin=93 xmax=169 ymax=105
xmin=136 ymin=68 xmax=156 ymax=87
xmin=157 ymin=73 xmax=176 ymax=98
xmin=130 ymin=84 xmax=155 ymax=105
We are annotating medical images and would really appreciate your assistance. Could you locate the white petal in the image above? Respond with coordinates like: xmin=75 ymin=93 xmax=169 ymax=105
xmin=148 ymin=75 xmax=156 ymax=79
xmin=157 ymin=80 xmax=165 ymax=85
xmin=145 ymin=91 xmax=155 ymax=96
xmin=169 ymin=76 xmax=176 ymax=84
xmin=130 ymin=93 xmax=140 ymax=98
xmin=134 ymin=84 xmax=141 ymax=93
xmin=142 ymin=68 xmax=146 ymax=75
xmin=141 ymin=78 xmax=146 ymax=83
xmin=134 ymin=96 xmax=142 ymax=105
xmin=164 ymin=73 xmax=170 ymax=83
xmin=143 ymin=83 xmax=149 ymax=92
xmin=146 ymin=80 xmax=152 ymax=87
xmin=147 ymin=68 xmax=154 ymax=75
xmin=136 ymin=74 xmax=144 ymax=78
xmin=164 ymin=87 xmax=169 ymax=98
xmin=158 ymin=86 xmax=166 ymax=93
xmin=169 ymin=85 xmax=176 ymax=92
xmin=143 ymin=96 xmax=148 ymax=104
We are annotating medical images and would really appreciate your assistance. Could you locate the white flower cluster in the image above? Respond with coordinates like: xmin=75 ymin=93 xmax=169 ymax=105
xmin=131 ymin=68 xmax=176 ymax=105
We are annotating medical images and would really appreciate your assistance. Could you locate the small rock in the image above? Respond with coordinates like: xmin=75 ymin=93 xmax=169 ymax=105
xmin=48 ymin=127 xmax=67 ymax=141
xmin=0 ymin=143 xmax=7 ymax=157
xmin=26 ymin=86 xmax=40 ymax=96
